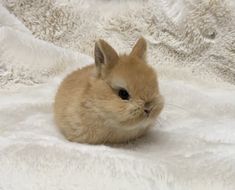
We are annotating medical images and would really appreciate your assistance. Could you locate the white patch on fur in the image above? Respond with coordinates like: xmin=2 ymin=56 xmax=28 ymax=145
xmin=111 ymin=77 xmax=127 ymax=90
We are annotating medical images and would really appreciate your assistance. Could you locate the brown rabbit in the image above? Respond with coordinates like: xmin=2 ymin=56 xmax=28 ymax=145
xmin=54 ymin=38 xmax=164 ymax=144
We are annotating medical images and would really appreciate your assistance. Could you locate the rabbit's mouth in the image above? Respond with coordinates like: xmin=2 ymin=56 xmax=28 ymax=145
xmin=112 ymin=97 xmax=164 ymax=131
xmin=116 ymin=111 xmax=156 ymax=130
xmin=124 ymin=102 xmax=163 ymax=130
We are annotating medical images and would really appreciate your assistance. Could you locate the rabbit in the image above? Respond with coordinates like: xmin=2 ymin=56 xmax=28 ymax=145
xmin=54 ymin=37 xmax=164 ymax=144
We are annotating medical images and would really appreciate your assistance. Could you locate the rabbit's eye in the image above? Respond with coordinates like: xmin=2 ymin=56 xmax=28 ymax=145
xmin=118 ymin=89 xmax=129 ymax=100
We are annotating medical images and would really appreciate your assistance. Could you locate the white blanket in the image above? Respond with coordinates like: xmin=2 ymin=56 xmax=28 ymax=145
xmin=0 ymin=1 xmax=235 ymax=190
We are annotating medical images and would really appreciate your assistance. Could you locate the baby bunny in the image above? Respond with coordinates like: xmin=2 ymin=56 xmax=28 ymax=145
xmin=54 ymin=37 xmax=164 ymax=144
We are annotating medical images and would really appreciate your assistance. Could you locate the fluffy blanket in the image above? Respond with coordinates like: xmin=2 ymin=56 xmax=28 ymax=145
xmin=0 ymin=0 xmax=235 ymax=189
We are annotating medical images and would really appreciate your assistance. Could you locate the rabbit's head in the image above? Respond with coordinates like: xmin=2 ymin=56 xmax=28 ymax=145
xmin=90 ymin=37 xmax=164 ymax=129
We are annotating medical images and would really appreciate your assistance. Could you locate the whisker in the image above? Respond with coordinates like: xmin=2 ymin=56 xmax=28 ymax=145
xmin=155 ymin=119 xmax=163 ymax=128
xmin=164 ymin=103 xmax=187 ymax=111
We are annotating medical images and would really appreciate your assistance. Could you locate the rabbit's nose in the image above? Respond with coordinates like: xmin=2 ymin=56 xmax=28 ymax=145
xmin=144 ymin=102 xmax=152 ymax=115
xmin=144 ymin=108 xmax=151 ymax=114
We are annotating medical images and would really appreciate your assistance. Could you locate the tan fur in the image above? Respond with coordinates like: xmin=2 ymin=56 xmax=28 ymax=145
xmin=54 ymin=38 xmax=164 ymax=144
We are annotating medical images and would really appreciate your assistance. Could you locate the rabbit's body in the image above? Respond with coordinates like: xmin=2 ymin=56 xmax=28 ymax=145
xmin=54 ymin=38 xmax=164 ymax=144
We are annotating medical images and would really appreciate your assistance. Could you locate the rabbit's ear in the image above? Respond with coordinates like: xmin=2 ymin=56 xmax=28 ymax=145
xmin=130 ymin=37 xmax=147 ymax=60
xmin=95 ymin=39 xmax=119 ymax=77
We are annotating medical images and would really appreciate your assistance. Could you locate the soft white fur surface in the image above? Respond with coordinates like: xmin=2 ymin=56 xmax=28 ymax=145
xmin=0 ymin=1 xmax=235 ymax=190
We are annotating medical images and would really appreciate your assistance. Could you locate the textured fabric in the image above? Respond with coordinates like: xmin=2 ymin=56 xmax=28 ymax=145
xmin=0 ymin=1 xmax=235 ymax=190
xmin=1 ymin=0 xmax=235 ymax=86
